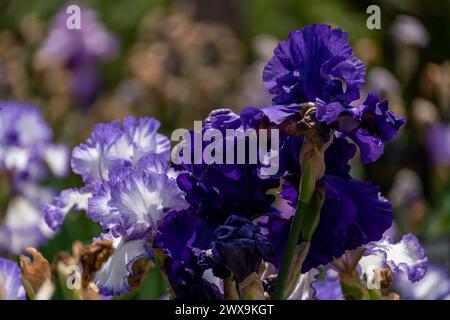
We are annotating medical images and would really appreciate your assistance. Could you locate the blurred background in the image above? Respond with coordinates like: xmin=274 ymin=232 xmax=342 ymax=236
xmin=1 ymin=0 xmax=450 ymax=299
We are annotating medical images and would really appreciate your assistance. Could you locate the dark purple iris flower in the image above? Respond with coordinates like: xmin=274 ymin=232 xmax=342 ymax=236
xmin=179 ymin=108 xmax=280 ymax=218
xmin=154 ymin=209 xmax=223 ymax=299
xmin=154 ymin=108 xmax=281 ymax=296
xmin=263 ymin=24 xmax=366 ymax=105
xmin=261 ymin=25 xmax=404 ymax=164
xmin=201 ymin=215 xmax=275 ymax=283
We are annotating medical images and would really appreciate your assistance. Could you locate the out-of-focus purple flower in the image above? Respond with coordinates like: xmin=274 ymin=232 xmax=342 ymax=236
xmin=70 ymin=62 xmax=102 ymax=107
xmin=38 ymin=5 xmax=118 ymax=106
xmin=0 ymin=101 xmax=68 ymax=178
xmin=390 ymin=15 xmax=429 ymax=48
xmin=0 ymin=186 xmax=54 ymax=255
xmin=39 ymin=6 xmax=118 ymax=67
xmin=263 ymin=24 xmax=365 ymax=105
xmin=0 ymin=258 xmax=26 ymax=300
xmin=0 ymin=102 xmax=69 ymax=254
xmin=202 ymin=215 xmax=274 ymax=283
xmin=425 ymin=123 xmax=450 ymax=166
xmin=394 ymin=265 xmax=450 ymax=300
xmin=367 ymin=67 xmax=401 ymax=98
xmin=389 ymin=169 xmax=423 ymax=209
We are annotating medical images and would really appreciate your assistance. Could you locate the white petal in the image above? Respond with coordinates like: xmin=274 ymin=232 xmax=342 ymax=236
xmin=94 ymin=234 xmax=151 ymax=296
xmin=3 ymin=147 xmax=29 ymax=171
xmin=44 ymin=144 xmax=69 ymax=177
xmin=288 ymin=268 xmax=320 ymax=300
xmin=362 ymin=234 xmax=428 ymax=284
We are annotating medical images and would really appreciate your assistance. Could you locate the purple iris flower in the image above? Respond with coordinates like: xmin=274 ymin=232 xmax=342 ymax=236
xmin=261 ymin=25 xmax=404 ymax=164
xmin=38 ymin=5 xmax=118 ymax=106
xmin=153 ymin=108 xmax=281 ymax=297
xmin=0 ymin=258 xmax=26 ymax=300
xmin=263 ymin=24 xmax=365 ymax=105
xmin=38 ymin=23 xmax=413 ymax=300
xmin=154 ymin=209 xmax=223 ymax=299
xmin=201 ymin=215 xmax=274 ymax=283
xmin=425 ymin=123 xmax=450 ymax=166
xmin=44 ymin=116 xmax=186 ymax=296
xmin=178 ymin=108 xmax=280 ymax=219
xmin=315 ymin=92 xmax=405 ymax=163
xmin=45 ymin=116 xmax=172 ymax=234
xmin=0 ymin=101 xmax=69 ymax=254
xmin=0 ymin=101 xmax=68 ymax=179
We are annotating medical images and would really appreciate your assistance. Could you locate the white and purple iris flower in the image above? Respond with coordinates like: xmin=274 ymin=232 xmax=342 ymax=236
xmin=44 ymin=116 xmax=188 ymax=295
xmin=0 ymin=101 xmax=69 ymax=255
xmin=0 ymin=101 xmax=68 ymax=178
xmin=0 ymin=258 xmax=26 ymax=300
xmin=290 ymin=234 xmax=428 ymax=300
xmin=359 ymin=234 xmax=428 ymax=285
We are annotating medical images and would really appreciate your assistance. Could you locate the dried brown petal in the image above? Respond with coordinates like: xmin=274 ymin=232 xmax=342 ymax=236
xmin=19 ymin=247 xmax=51 ymax=296
xmin=79 ymin=240 xmax=115 ymax=289
xmin=79 ymin=283 xmax=101 ymax=300
xmin=239 ymin=272 xmax=266 ymax=300
xmin=384 ymin=292 xmax=400 ymax=300
xmin=372 ymin=268 xmax=393 ymax=290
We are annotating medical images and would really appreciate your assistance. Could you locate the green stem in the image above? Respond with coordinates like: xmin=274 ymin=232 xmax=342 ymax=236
xmin=272 ymin=160 xmax=315 ymax=300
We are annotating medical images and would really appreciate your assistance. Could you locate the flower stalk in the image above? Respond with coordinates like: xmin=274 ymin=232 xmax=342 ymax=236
xmin=272 ymin=158 xmax=316 ymax=300
xmin=272 ymin=103 xmax=332 ymax=300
